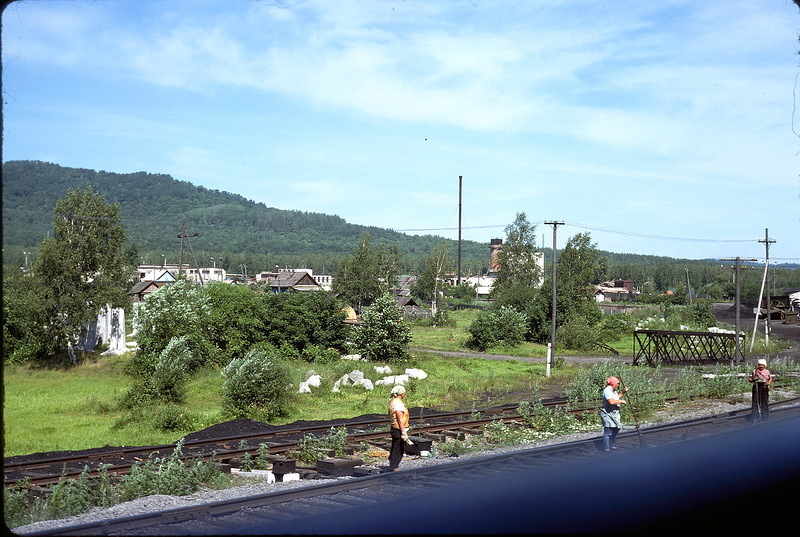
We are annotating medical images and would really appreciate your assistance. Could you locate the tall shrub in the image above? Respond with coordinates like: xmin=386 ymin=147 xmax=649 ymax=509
xmin=200 ymin=282 xmax=268 ymax=365
xmin=556 ymin=316 xmax=596 ymax=352
xmin=261 ymin=291 xmax=348 ymax=353
xmin=130 ymin=279 xmax=212 ymax=375
xmin=222 ymin=347 xmax=292 ymax=420
xmin=120 ymin=336 xmax=195 ymax=408
xmin=352 ymin=292 xmax=411 ymax=363
xmin=466 ymin=306 xmax=527 ymax=351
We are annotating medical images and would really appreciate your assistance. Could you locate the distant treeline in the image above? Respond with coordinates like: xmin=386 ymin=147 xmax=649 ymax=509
xmin=3 ymin=160 xmax=798 ymax=296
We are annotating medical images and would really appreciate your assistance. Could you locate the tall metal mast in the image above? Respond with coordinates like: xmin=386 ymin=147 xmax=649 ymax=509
xmin=457 ymin=176 xmax=462 ymax=285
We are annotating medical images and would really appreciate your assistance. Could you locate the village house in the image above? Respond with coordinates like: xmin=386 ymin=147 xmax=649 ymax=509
xmin=185 ymin=266 xmax=227 ymax=284
xmin=595 ymin=279 xmax=637 ymax=302
xmin=129 ymin=280 xmax=169 ymax=302
xmin=135 ymin=263 xmax=187 ymax=281
xmin=256 ymin=268 xmax=333 ymax=291
xmin=129 ymin=264 xmax=180 ymax=302
xmin=269 ymin=269 xmax=324 ymax=293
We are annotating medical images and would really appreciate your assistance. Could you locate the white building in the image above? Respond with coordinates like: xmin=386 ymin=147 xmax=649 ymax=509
xmin=185 ymin=267 xmax=227 ymax=283
xmin=444 ymin=239 xmax=545 ymax=299
xmin=135 ymin=264 xmax=227 ymax=284
xmin=135 ymin=264 xmax=187 ymax=281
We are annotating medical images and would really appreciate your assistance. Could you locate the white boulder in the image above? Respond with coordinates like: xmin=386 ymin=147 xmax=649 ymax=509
xmin=405 ymin=368 xmax=428 ymax=379
xmin=375 ymin=374 xmax=409 ymax=386
xmin=306 ymin=374 xmax=323 ymax=387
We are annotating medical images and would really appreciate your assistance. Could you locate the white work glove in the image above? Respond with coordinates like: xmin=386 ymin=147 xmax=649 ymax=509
xmin=401 ymin=431 xmax=414 ymax=445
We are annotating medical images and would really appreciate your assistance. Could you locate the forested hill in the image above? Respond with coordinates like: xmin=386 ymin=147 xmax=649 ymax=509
xmin=2 ymin=160 xmax=493 ymax=268
xmin=3 ymin=160 xmax=727 ymax=274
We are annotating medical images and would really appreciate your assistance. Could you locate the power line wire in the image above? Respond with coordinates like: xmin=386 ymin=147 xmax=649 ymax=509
xmin=397 ymin=220 xmax=757 ymax=244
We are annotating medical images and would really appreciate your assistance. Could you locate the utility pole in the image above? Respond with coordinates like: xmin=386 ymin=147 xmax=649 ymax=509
xmin=685 ymin=268 xmax=692 ymax=304
xmin=457 ymin=176 xmax=462 ymax=286
xmin=722 ymin=257 xmax=757 ymax=366
xmin=758 ymin=229 xmax=776 ymax=348
xmin=177 ymin=224 xmax=203 ymax=284
xmin=544 ymin=221 xmax=564 ymax=377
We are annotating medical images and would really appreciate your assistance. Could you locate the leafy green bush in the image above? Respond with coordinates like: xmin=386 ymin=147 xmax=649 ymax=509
xmin=222 ymin=347 xmax=292 ymax=420
xmin=44 ymin=467 xmax=97 ymax=519
xmin=352 ymin=292 xmax=411 ymax=363
xmin=152 ymin=404 xmax=198 ymax=432
xmin=689 ymin=299 xmax=716 ymax=329
xmin=301 ymin=344 xmax=340 ymax=364
xmin=466 ymin=306 xmax=527 ymax=351
xmin=297 ymin=426 xmax=349 ymax=462
xmin=430 ymin=308 xmax=455 ymax=327
xmin=261 ymin=291 xmax=349 ymax=353
xmin=132 ymin=279 xmax=212 ymax=364
xmin=597 ymin=314 xmax=633 ymax=340
xmin=150 ymin=336 xmax=195 ymax=403
xmin=555 ymin=316 xmax=596 ymax=352
xmin=119 ymin=440 xmax=225 ymax=501
xmin=278 ymin=341 xmax=301 ymax=361
xmin=4 ymin=479 xmax=40 ymax=528
xmin=41 ymin=467 xmax=120 ymax=518
xmin=200 ymin=282 xmax=268 ymax=365
xmin=119 ymin=336 xmax=196 ymax=408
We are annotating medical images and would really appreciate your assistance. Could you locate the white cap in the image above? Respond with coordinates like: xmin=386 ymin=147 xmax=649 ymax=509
xmin=757 ymin=359 xmax=767 ymax=366
xmin=391 ymin=385 xmax=406 ymax=396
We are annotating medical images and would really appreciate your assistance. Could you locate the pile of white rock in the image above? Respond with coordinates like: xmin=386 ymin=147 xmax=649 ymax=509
xmin=297 ymin=364 xmax=428 ymax=394
xmin=706 ymin=326 xmax=740 ymax=335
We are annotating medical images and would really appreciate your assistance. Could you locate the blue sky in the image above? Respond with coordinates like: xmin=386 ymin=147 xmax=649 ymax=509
xmin=3 ymin=0 xmax=799 ymax=262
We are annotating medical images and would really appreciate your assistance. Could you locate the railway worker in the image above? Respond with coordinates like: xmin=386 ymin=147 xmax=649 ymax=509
xmin=600 ymin=376 xmax=627 ymax=452
xmin=388 ymin=385 xmax=413 ymax=471
xmin=748 ymin=358 xmax=773 ymax=422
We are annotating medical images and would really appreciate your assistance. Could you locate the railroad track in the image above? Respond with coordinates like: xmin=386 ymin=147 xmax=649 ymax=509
xmin=19 ymin=400 xmax=800 ymax=536
xmin=3 ymin=391 xmax=790 ymax=488
xmin=4 ymin=398 xmax=577 ymax=488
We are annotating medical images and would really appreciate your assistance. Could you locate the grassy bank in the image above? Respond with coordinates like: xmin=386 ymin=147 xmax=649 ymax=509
xmin=3 ymin=349 xmax=572 ymax=457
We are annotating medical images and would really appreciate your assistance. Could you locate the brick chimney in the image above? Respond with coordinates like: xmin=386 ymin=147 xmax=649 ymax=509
xmin=489 ymin=239 xmax=502 ymax=273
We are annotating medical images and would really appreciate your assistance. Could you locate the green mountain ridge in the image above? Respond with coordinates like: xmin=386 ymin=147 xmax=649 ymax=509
xmin=3 ymin=160 xmax=751 ymax=275
xmin=2 ymin=160 xmax=494 ymax=272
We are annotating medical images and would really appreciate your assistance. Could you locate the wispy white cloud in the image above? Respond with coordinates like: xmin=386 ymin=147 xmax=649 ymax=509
xmin=3 ymin=0 xmax=798 ymax=259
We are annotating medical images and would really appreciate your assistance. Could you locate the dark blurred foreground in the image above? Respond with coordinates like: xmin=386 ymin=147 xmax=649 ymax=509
xmin=257 ymin=414 xmax=800 ymax=535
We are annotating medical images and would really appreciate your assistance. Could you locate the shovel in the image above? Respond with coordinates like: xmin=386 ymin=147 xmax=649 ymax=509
xmin=618 ymin=375 xmax=645 ymax=448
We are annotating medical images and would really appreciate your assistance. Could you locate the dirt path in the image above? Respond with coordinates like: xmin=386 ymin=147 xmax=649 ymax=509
xmin=411 ymin=348 xmax=622 ymax=365
xmin=712 ymin=302 xmax=800 ymax=362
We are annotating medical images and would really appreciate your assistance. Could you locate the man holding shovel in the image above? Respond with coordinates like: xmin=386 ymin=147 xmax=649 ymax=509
xmin=600 ymin=376 xmax=627 ymax=452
